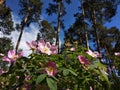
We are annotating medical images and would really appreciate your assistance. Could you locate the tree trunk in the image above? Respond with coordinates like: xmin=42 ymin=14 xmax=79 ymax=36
xmin=104 ymin=44 xmax=113 ymax=74
xmin=56 ymin=2 xmax=61 ymax=53
xmin=92 ymin=8 xmax=101 ymax=53
xmin=81 ymin=0 xmax=89 ymax=50
xmin=15 ymin=6 xmax=30 ymax=53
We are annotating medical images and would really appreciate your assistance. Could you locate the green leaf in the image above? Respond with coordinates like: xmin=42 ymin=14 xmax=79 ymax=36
xmin=67 ymin=69 xmax=77 ymax=76
xmin=36 ymin=74 xmax=47 ymax=84
xmin=63 ymin=69 xmax=69 ymax=76
xmin=46 ymin=77 xmax=57 ymax=90
xmin=51 ymin=76 xmax=58 ymax=81
xmin=63 ymin=69 xmax=77 ymax=76
xmin=99 ymin=69 xmax=110 ymax=88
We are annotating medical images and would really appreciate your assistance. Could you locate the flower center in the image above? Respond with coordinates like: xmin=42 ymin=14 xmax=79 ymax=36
xmin=47 ymin=67 xmax=53 ymax=72
xmin=43 ymin=47 xmax=50 ymax=53
xmin=46 ymin=67 xmax=54 ymax=76
xmin=11 ymin=55 xmax=18 ymax=60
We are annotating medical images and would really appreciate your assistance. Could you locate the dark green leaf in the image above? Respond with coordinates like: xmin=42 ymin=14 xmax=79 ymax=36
xmin=36 ymin=74 xmax=47 ymax=84
xmin=67 ymin=69 xmax=77 ymax=76
xmin=46 ymin=77 xmax=57 ymax=90
xmin=63 ymin=69 xmax=69 ymax=76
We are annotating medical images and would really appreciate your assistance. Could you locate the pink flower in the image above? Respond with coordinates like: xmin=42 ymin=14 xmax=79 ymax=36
xmin=26 ymin=41 xmax=37 ymax=51
xmin=70 ymin=47 xmax=75 ymax=51
xmin=115 ymin=52 xmax=120 ymax=56
xmin=45 ymin=61 xmax=57 ymax=76
xmin=86 ymin=49 xmax=102 ymax=58
xmin=38 ymin=39 xmax=58 ymax=55
xmin=78 ymin=55 xmax=91 ymax=65
xmin=50 ymin=45 xmax=58 ymax=54
xmin=0 ymin=69 xmax=4 ymax=75
xmin=2 ymin=50 xmax=23 ymax=63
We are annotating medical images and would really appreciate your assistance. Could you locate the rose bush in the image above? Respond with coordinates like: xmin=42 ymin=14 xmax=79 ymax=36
xmin=0 ymin=39 xmax=111 ymax=90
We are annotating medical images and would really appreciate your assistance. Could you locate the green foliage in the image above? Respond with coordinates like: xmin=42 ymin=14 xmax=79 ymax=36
xmin=0 ymin=37 xmax=13 ymax=54
xmin=0 ymin=45 xmax=112 ymax=90
xmin=37 ymin=20 xmax=56 ymax=43
xmin=36 ymin=74 xmax=47 ymax=84
xmin=46 ymin=77 xmax=57 ymax=90
xmin=19 ymin=0 xmax=42 ymax=26
xmin=0 ymin=1 xmax=14 ymax=35
xmin=0 ymin=1 xmax=14 ymax=54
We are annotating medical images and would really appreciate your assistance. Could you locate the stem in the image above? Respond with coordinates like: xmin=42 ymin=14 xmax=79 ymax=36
xmin=15 ymin=6 xmax=30 ymax=53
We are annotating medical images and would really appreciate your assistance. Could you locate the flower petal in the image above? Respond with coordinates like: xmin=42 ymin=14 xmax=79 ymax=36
xmin=45 ymin=61 xmax=57 ymax=76
xmin=50 ymin=45 xmax=58 ymax=54
xmin=38 ymin=39 xmax=45 ymax=46
xmin=2 ymin=56 xmax=11 ymax=62
xmin=78 ymin=55 xmax=91 ymax=65
xmin=8 ymin=50 xmax=16 ymax=58
xmin=18 ymin=51 xmax=23 ymax=58
xmin=86 ymin=49 xmax=96 ymax=57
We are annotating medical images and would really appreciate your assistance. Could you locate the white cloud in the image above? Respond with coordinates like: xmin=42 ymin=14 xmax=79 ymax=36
xmin=11 ymin=23 xmax=39 ymax=56
xmin=1 ymin=14 xmax=62 ymax=56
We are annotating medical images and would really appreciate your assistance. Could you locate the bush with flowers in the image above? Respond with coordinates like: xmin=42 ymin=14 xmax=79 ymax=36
xmin=0 ymin=39 xmax=112 ymax=90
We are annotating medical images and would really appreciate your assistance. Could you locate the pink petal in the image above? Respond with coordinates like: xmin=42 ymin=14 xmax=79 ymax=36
xmin=8 ymin=50 xmax=15 ymax=58
xmin=18 ymin=51 xmax=23 ymax=58
xmin=2 ymin=56 xmax=11 ymax=62
xmin=45 ymin=68 xmax=54 ymax=76
xmin=37 ymin=45 xmax=44 ymax=52
xmin=50 ymin=45 xmax=58 ymax=54
xmin=78 ymin=55 xmax=91 ymax=65
xmin=47 ymin=61 xmax=56 ymax=68
xmin=90 ymin=86 xmax=93 ymax=90
xmin=86 ymin=49 xmax=97 ymax=58
xmin=53 ymin=69 xmax=57 ymax=76
xmin=45 ymin=61 xmax=57 ymax=76
xmin=46 ymin=42 xmax=51 ymax=48
xmin=37 ymin=40 xmax=45 ymax=52
xmin=38 ymin=39 xmax=45 ymax=46
xmin=31 ymin=41 xmax=37 ymax=46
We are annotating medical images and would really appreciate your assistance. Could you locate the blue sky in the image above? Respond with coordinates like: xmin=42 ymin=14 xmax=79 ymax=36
xmin=6 ymin=0 xmax=120 ymax=34
xmin=4 ymin=0 xmax=120 ymax=55
xmin=105 ymin=5 xmax=120 ymax=29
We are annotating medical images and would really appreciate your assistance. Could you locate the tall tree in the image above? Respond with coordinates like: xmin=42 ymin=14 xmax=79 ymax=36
xmin=37 ymin=20 xmax=56 ymax=43
xmin=46 ymin=0 xmax=71 ymax=53
xmin=15 ymin=0 xmax=42 ymax=53
xmin=81 ymin=0 xmax=89 ymax=49
xmin=83 ymin=0 xmax=119 ymax=50
xmin=0 ymin=0 xmax=14 ymax=54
